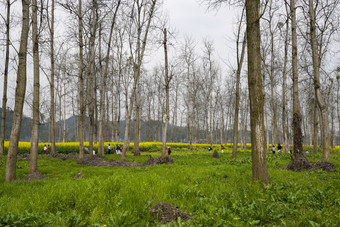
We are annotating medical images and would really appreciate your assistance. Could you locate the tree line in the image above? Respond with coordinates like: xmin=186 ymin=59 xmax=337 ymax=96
xmin=0 ymin=0 xmax=339 ymax=184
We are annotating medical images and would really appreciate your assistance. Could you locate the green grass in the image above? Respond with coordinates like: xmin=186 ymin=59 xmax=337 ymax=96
xmin=0 ymin=151 xmax=339 ymax=226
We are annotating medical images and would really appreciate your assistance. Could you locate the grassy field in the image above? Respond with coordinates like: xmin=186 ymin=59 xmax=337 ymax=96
xmin=0 ymin=149 xmax=339 ymax=226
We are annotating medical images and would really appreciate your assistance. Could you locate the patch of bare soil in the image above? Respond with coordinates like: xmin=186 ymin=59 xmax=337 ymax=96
xmin=18 ymin=154 xmax=30 ymax=161
xmin=212 ymin=150 xmax=219 ymax=159
xmin=48 ymin=152 xmax=64 ymax=159
xmin=287 ymin=159 xmax=336 ymax=172
xmin=77 ymin=155 xmax=133 ymax=167
xmin=311 ymin=162 xmax=337 ymax=171
xmin=151 ymin=202 xmax=191 ymax=224
xmin=77 ymin=155 xmax=174 ymax=167
xmin=22 ymin=171 xmax=45 ymax=181
xmin=143 ymin=155 xmax=174 ymax=166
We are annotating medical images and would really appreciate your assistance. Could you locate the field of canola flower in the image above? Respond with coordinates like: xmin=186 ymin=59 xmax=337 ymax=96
xmin=2 ymin=141 xmax=240 ymax=154
xmin=2 ymin=141 xmax=339 ymax=154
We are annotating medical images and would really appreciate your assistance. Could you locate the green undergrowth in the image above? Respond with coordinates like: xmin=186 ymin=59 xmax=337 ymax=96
xmin=0 ymin=151 xmax=339 ymax=226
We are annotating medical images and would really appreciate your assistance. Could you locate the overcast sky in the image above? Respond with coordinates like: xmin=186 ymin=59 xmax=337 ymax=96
xmin=157 ymin=0 xmax=238 ymax=67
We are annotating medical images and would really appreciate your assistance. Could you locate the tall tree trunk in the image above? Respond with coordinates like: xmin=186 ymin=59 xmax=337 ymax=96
xmin=232 ymin=21 xmax=246 ymax=158
xmin=0 ymin=0 xmax=11 ymax=156
xmin=289 ymin=0 xmax=309 ymax=169
xmin=49 ymin=0 xmax=56 ymax=154
xmin=58 ymin=77 xmax=62 ymax=142
xmin=98 ymin=23 xmax=104 ymax=155
xmin=29 ymin=0 xmax=40 ymax=174
xmin=245 ymin=0 xmax=269 ymax=184
xmin=134 ymin=82 xmax=141 ymax=156
xmin=313 ymin=98 xmax=319 ymax=153
xmin=265 ymin=105 xmax=269 ymax=150
xmin=94 ymin=78 xmax=98 ymax=144
xmin=88 ymin=0 xmax=98 ymax=157
xmin=331 ymin=104 xmax=335 ymax=148
xmin=337 ymin=78 xmax=340 ymax=149
xmin=309 ymin=0 xmax=330 ymax=159
xmin=98 ymin=0 xmax=121 ymax=155
xmin=162 ymin=28 xmax=170 ymax=157
xmin=78 ymin=0 xmax=85 ymax=160
xmin=71 ymin=92 xmax=78 ymax=142
xmin=282 ymin=2 xmax=289 ymax=153
xmin=122 ymin=0 xmax=157 ymax=161
xmin=171 ymin=82 xmax=179 ymax=142
xmin=63 ymin=80 xmax=66 ymax=143
xmin=5 ymin=0 xmax=29 ymax=182
xmin=268 ymin=2 xmax=278 ymax=147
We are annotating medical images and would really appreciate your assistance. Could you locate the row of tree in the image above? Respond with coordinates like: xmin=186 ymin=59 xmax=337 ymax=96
xmin=0 ymin=0 xmax=339 ymax=184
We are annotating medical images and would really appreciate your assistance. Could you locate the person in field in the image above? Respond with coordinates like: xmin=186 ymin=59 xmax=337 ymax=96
xmin=167 ymin=147 xmax=172 ymax=155
xmin=272 ymin=145 xmax=275 ymax=154
xmin=44 ymin=145 xmax=47 ymax=154
xmin=115 ymin=144 xmax=119 ymax=154
xmin=221 ymin=144 xmax=225 ymax=153
xmin=208 ymin=146 xmax=212 ymax=152
xmin=108 ymin=144 xmax=112 ymax=154
xmin=116 ymin=145 xmax=122 ymax=154
xmin=277 ymin=143 xmax=282 ymax=154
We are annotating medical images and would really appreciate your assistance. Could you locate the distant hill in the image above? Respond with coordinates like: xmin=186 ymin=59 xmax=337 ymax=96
xmin=0 ymin=107 xmax=242 ymax=143
xmin=0 ymin=107 xmax=189 ymax=142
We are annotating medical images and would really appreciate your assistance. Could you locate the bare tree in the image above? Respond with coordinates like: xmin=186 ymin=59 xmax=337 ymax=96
xmin=88 ymin=0 xmax=98 ymax=157
xmin=121 ymin=0 xmax=157 ymax=161
xmin=281 ymin=1 xmax=289 ymax=153
xmin=288 ymin=0 xmax=310 ymax=169
xmin=98 ymin=0 xmax=121 ymax=155
xmin=245 ymin=0 xmax=269 ymax=184
xmin=0 ymin=0 xmax=12 ymax=155
xmin=161 ymin=28 xmax=172 ymax=157
xmin=78 ymin=0 xmax=85 ymax=160
xmin=308 ymin=0 xmax=331 ymax=159
xmin=232 ymin=6 xmax=246 ymax=158
xmin=5 ymin=0 xmax=29 ymax=182
xmin=29 ymin=0 xmax=40 ymax=174
xmin=47 ymin=0 xmax=56 ymax=154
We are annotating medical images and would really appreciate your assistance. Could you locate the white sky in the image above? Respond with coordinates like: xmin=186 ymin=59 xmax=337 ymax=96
xmin=160 ymin=0 xmax=238 ymax=66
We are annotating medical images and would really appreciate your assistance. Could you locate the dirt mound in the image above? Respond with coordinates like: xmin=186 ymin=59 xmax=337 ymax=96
xmin=22 ymin=171 xmax=45 ymax=181
xmin=77 ymin=155 xmax=141 ymax=167
xmin=48 ymin=152 xmax=64 ymax=159
xmin=77 ymin=155 xmax=109 ymax=166
xmin=76 ymin=155 xmax=174 ymax=168
xmin=151 ymin=202 xmax=191 ymax=224
xmin=61 ymin=152 xmax=79 ymax=160
xmin=212 ymin=150 xmax=219 ymax=158
xmin=18 ymin=154 xmax=30 ymax=161
xmin=311 ymin=162 xmax=337 ymax=171
xmin=107 ymin=158 xmax=142 ymax=167
xmin=143 ymin=155 xmax=174 ymax=166
xmin=287 ymin=159 xmax=336 ymax=172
